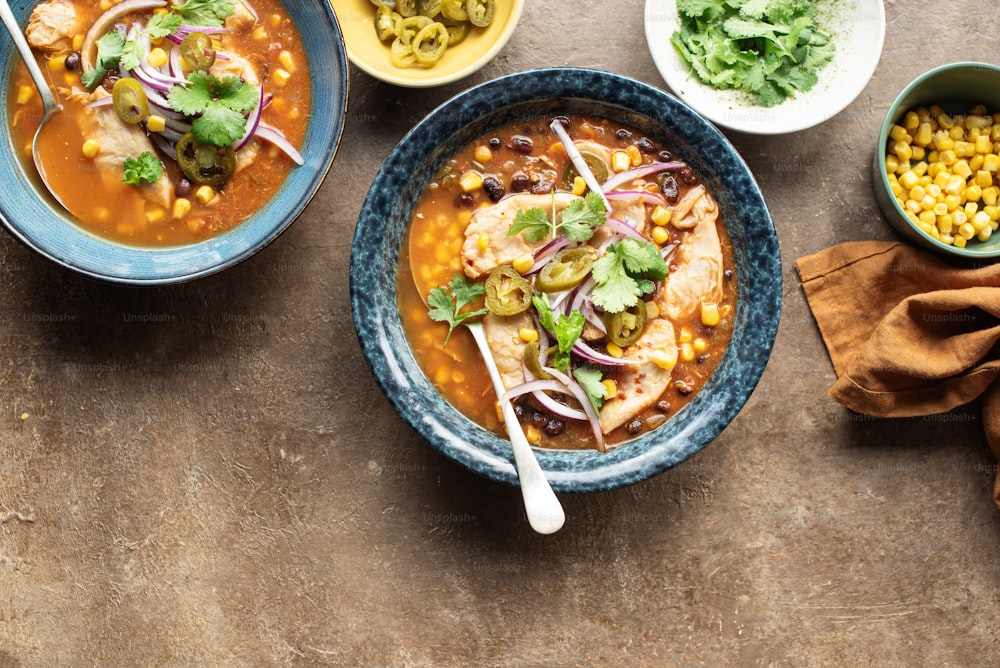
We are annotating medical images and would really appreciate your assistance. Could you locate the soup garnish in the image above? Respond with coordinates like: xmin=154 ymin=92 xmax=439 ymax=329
xmin=10 ymin=0 xmax=309 ymax=246
xmin=401 ymin=115 xmax=738 ymax=452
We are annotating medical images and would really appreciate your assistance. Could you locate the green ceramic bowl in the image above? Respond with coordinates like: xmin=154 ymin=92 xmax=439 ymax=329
xmin=873 ymin=62 xmax=1000 ymax=260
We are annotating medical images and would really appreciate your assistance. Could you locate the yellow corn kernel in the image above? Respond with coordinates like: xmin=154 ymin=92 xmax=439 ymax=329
xmin=272 ymin=68 xmax=292 ymax=87
xmin=984 ymin=154 xmax=1000 ymax=172
xmin=971 ymin=154 xmax=985 ymax=171
xmin=937 ymin=214 xmax=954 ymax=234
xmin=892 ymin=141 xmax=912 ymax=162
xmin=915 ymin=122 xmax=933 ymax=146
xmin=16 ymin=85 xmax=34 ymax=105
xmin=147 ymin=47 xmax=168 ymax=68
xmin=270 ymin=13 xmax=282 ymax=27
xmin=939 ymin=149 xmax=958 ymax=166
xmin=898 ymin=169 xmax=919 ymax=190
xmin=885 ymin=155 xmax=900 ymax=174
xmin=904 ymin=111 xmax=920 ymax=131
xmin=278 ymin=50 xmax=295 ymax=73
xmin=973 ymin=210 xmax=992 ymax=231
xmin=606 ymin=342 xmax=624 ymax=358
xmin=474 ymin=145 xmax=492 ymax=163
xmin=146 ymin=114 xmax=166 ymax=133
xmin=511 ymin=253 xmax=533 ymax=274
xmin=680 ymin=342 xmax=696 ymax=362
xmin=911 ymin=146 xmax=926 ymax=161
xmin=650 ymin=350 xmax=676 ymax=371
xmin=909 ymin=184 xmax=926 ymax=202
xmin=985 ymin=187 xmax=1000 ymax=206
xmin=701 ymin=302 xmax=721 ymax=327
xmin=195 ymin=185 xmax=216 ymax=204
xmin=172 ymin=198 xmax=192 ymax=219
xmin=953 ymin=160 xmax=972 ymax=180
xmin=918 ymin=210 xmax=936 ymax=226
xmin=651 ymin=226 xmax=670 ymax=245
xmin=678 ymin=327 xmax=693 ymax=344
xmin=959 ymin=222 xmax=976 ymax=240
xmin=890 ymin=124 xmax=908 ymax=142
xmin=954 ymin=235 xmax=968 ymax=248
xmin=146 ymin=206 xmax=166 ymax=224
xmin=987 ymin=205 xmax=1000 ymax=221
xmin=252 ymin=25 xmax=268 ymax=41
xmin=72 ymin=34 xmax=84 ymax=51
xmin=571 ymin=176 xmax=586 ymax=196
xmin=976 ymin=170 xmax=993 ymax=188
xmin=525 ymin=424 xmax=541 ymax=445
xmin=651 ymin=205 xmax=672 ymax=226
xmin=645 ymin=300 xmax=660 ymax=320
xmin=967 ymin=184 xmax=984 ymax=203
xmin=626 ymin=145 xmax=642 ymax=167
xmin=611 ymin=151 xmax=630 ymax=173
xmin=944 ymin=174 xmax=966 ymax=195
xmin=979 ymin=225 xmax=994 ymax=242
xmin=518 ymin=327 xmax=538 ymax=343
xmin=82 ymin=139 xmax=101 ymax=158
xmin=693 ymin=337 xmax=708 ymax=354
xmin=976 ymin=135 xmax=993 ymax=154
xmin=476 ymin=234 xmax=489 ymax=254
xmin=459 ymin=171 xmax=483 ymax=192
xmin=949 ymin=126 xmax=966 ymax=141
xmin=601 ymin=379 xmax=617 ymax=400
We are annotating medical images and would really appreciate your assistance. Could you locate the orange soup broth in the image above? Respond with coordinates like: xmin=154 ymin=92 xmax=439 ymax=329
xmin=399 ymin=115 xmax=739 ymax=450
xmin=7 ymin=0 xmax=310 ymax=247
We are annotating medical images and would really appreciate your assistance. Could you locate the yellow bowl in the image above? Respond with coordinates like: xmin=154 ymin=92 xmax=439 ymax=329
xmin=329 ymin=0 xmax=524 ymax=87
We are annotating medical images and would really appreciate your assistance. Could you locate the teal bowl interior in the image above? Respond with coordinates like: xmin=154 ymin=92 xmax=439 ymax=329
xmin=873 ymin=62 xmax=1000 ymax=259
xmin=350 ymin=67 xmax=782 ymax=493
xmin=0 ymin=0 xmax=348 ymax=284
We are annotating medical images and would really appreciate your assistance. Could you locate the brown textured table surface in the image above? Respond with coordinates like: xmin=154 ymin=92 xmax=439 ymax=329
xmin=3 ymin=1 xmax=1000 ymax=665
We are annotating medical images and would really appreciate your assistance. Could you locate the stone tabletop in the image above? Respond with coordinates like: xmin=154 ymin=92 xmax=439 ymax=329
xmin=3 ymin=1 xmax=999 ymax=665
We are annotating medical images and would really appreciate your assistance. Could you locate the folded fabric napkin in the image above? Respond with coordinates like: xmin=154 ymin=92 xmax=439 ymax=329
xmin=795 ymin=240 xmax=1000 ymax=509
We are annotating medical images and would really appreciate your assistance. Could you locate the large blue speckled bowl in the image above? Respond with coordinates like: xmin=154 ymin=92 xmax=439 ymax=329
xmin=0 ymin=0 xmax=347 ymax=284
xmin=351 ymin=67 xmax=781 ymax=493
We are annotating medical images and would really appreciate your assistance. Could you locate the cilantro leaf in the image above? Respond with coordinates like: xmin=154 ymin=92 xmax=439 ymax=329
xmin=670 ymin=0 xmax=834 ymax=106
xmin=81 ymin=31 xmax=124 ymax=90
xmin=173 ymin=0 xmax=236 ymax=27
xmin=532 ymin=294 xmax=584 ymax=373
xmin=591 ymin=239 xmax=669 ymax=313
xmin=427 ymin=275 xmax=488 ymax=347
xmin=559 ymin=191 xmax=608 ymax=241
xmin=167 ymin=72 xmax=259 ymax=146
xmin=508 ymin=207 xmax=552 ymax=243
xmin=508 ymin=192 xmax=608 ymax=243
xmin=572 ymin=365 xmax=607 ymax=412
xmin=122 ymin=151 xmax=164 ymax=186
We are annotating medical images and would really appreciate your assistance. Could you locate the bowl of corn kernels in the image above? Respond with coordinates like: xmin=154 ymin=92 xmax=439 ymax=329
xmin=875 ymin=62 xmax=1000 ymax=259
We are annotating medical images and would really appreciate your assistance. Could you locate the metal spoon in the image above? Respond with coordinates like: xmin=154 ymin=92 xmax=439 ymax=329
xmin=0 ymin=1 xmax=72 ymax=213
xmin=466 ymin=322 xmax=565 ymax=535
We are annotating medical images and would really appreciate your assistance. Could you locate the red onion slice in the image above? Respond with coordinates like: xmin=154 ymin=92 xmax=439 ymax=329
xmin=254 ymin=123 xmax=305 ymax=165
xmin=601 ymin=161 xmax=686 ymax=193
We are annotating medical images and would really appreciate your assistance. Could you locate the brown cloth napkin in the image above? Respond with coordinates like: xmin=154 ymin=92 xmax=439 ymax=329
xmin=795 ymin=240 xmax=1000 ymax=509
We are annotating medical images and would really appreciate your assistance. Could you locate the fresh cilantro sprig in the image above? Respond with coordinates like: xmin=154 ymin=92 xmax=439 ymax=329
xmin=167 ymin=72 xmax=259 ymax=147
xmin=591 ymin=239 xmax=669 ymax=313
xmin=532 ymin=294 xmax=585 ymax=373
xmin=427 ymin=275 xmax=489 ymax=347
xmin=508 ymin=191 xmax=607 ymax=243
xmin=81 ymin=31 xmax=125 ymax=90
xmin=122 ymin=151 xmax=164 ymax=186
xmin=174 ymin=0 xmax=237 ymax=27
xmin=121 ymin=13 xmax=183 ymax=71
xmin=670 ymin=0 xmax=835 ymax=107
xmin=572 ymin=365 xmax=607 ymax=412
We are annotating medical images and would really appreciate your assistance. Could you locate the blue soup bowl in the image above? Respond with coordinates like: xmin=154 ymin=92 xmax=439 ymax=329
xmin=0 ymin=0 xmax=347 ymax=284
xmin=351 ymin=67 xmax=781 ymax=493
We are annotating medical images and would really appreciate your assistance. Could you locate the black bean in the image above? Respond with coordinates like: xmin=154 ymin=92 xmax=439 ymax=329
xmin=678 ymin=167 xmax=698 ymax=185
xmin=615 ymin=128 xmax=632 ymax=140
xmin=530 ymin=411 xmax=548 ymax=428
xmin=659 ymin=175 xmax=678 ymax=203
xmin=656 ymin=400 xmax=671 ymax=413
xmin=543 ymin=418 xmax=565 ymax=437
xmin=175 ymin=178 xmax=192 ymax=198
xmin=530 ymin=181 xmax=554 ymax=195
xmin=724 ymin=269 xmax=734 ymax=281
xmin=510 ymin=173 xmax=530 ymax=192
xmin=626 ymin=419 xmax=643 ymax=435
xmin=510 ymin=135 xmax=534 ymax=155
xmin=489 ymin=137 xmax=502 ymax=150
xmin=657 ymin=150 xmax=674 ymax=162
xmin=636 ymin=137 xmax=657 ymax=154
xmin=482 ymin=176 xmax=505 ymax=202
xmin=457 ymin=192 xmax=475 ymax=208
xmin=64 ymin=53 xmax=81 ymax=72
xmin=674 ymin=380 xmax=694 ymax=396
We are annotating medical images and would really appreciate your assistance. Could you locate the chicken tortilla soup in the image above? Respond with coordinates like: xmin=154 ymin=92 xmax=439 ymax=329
xmin=9 ymin=0 xmax=309 ymax=246
xmin=400 ymin=114 xmax=738 ymax=451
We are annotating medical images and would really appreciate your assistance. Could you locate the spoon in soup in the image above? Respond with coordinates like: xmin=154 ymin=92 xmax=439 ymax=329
xmin=465 ymin=321 xmax=566 ymax=535
xmin=0 ymin=1 xmax=81 ymax=217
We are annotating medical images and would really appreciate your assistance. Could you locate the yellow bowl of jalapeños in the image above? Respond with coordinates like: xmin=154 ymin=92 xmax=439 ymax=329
xmin=330 ymin=0 xmax=523 ymax=87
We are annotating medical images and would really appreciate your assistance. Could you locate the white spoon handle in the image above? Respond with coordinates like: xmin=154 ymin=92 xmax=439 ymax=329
xmin=467 ymin=322 xmax=565 ymax=535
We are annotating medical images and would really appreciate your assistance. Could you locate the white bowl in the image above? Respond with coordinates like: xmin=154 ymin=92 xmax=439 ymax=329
xmin=644 ymin=0 xmax=885 ymax=135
